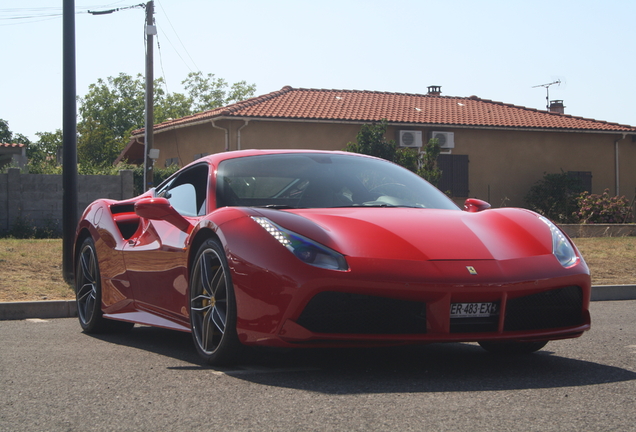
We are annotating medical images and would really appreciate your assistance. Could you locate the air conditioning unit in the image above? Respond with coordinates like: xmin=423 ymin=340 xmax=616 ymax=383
xmin=430 ymin=131 xmax=455 ymax=149
xmin=399 ymin=130 xmax=423 ymax=148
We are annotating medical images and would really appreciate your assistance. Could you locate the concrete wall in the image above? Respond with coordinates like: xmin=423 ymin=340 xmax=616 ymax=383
xmin=0 ymin=169 xmax=134 ymax=234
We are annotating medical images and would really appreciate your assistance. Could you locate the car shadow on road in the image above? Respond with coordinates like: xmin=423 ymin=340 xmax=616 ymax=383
xmin=89 ymin=325 xmax=636 ymax=394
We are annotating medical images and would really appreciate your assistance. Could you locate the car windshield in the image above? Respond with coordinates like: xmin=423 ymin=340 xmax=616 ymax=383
xmin=215 ymin=153 xmax=460 ymax=210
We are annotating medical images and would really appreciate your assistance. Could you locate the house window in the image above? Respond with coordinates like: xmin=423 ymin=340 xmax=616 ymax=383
xmin=567 ymin=171 xmax=592 ymax=193
xmin=437 ymin=154 xmax=469 ymax=197
xmin=194 ymin=153 xmax=209 ymax=161
xmin=165 ymin=157 xmax=179 ymax=167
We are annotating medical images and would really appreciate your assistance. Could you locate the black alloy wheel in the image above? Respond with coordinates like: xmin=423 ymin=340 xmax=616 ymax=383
xmin=75 ymin=237 xmax=133 ymax=333
xmin=190 ymin=238 xmax=242 ymax=365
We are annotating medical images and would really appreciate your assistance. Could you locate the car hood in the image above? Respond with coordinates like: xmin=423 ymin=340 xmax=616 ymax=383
xmin=253 ymin=207 xmax=554 ymax=261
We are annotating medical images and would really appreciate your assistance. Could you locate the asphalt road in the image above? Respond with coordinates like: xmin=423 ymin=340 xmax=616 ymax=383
xmin=1 ymin=301 xmax=635 ymax=432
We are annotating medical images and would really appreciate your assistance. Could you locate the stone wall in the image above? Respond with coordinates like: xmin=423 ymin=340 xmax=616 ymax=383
xmin=0 ymin=169 xmax=134 ymax=234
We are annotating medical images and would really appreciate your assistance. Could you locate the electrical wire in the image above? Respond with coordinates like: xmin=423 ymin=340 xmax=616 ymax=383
xmin=88 ymin=3 xmax=144 ymax=15
xmin=154 ymin=23 xmax=196 ymax=74
xmin=156 ymin=0 xmax=199 ymax=72
xmin=0 ymin=4 xmax=142 ymax=25
xmin=142 ymin=7 xmax=184 ymax=166
xmin=155 ymin=22 xmax=170 ymax=94
xmin=4 ymin=1 xmax=192 ymax=167
xmin=0 ymin=7 xmax=69 ymax=25
xmin=154 ymin=28 xmax=185 ymax=166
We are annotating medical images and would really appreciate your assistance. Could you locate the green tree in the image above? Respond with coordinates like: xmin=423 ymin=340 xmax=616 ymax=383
xmin=27 ymin=130 xmax=63 ymax=174
xmin=344 ymin=119 xmax=398 ymax=162
xmin=228 ymin=80 xmax=258 ymax=103
xmin=183 ymin=72 xmax=257 ymax=112
xmin=77 ymin=72 xmax=257 ymax=167
xmin=418 ymin=138 xmax=442 ymax=186
xmin=77 ymin=73 xmax=146 ymax=167
xmin=0 ymin=119 xmax=11 ymax=143
xmin=0 ymin=119 xmax=30 ymax=145
xmin=76 ymin=121 xmax=122 ymax=168
xmin=154 ymin=91 xmax=192 ymax=123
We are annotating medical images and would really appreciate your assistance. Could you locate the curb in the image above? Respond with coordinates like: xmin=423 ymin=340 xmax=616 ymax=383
xmin=590 ymin=285 xmax=636 ymax=302
xmin=0 ymin=300 xmax=77 ymax=321
xmin=1 ymin=285 xmax=635 ymax=321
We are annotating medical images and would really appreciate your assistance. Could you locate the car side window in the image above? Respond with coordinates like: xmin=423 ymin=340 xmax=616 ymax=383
xmin=155 ymin=164 xmax=209 ymax=217
xmin=166 ymin=183 xmax=198 ymax=216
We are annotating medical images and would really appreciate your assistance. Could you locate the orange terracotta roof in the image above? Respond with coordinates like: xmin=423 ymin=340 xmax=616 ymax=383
xmin=136 ymin=87 xmax=636 ymax=135
xmin=1 ymin=143 xmax=26 ymax=148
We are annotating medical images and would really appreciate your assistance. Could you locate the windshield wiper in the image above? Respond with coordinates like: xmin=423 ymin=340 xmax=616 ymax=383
xmin=362 ymin=203 xmax=419 ymax=208
xmin=257 ymin=204 xmax=298 ymax=209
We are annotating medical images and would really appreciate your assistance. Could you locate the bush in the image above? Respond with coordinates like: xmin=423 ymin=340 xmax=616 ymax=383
xmin=575 ymin=189 xmax=633 ymax=224
xmin=525 ymin=172 xmax=585 ymax=223
xmin=417 ymin=138 xmax=442 ymax=187
xmin=4 ymin=216 xmax=61 ymax=239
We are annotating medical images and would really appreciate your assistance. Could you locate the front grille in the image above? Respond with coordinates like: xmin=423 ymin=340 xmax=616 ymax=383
xmin=504 ymin=285 xmax=583 ymax=331
xmin=296 ymin=292 xmax=427 ymax=334
xmin=450 ymin=315 xmax=499 ymax=333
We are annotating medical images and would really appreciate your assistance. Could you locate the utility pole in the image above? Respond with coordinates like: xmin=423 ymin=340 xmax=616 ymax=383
xmin=88 ymin=3 xmax=151 ymax=188
xmin=62 ymin=0 xmax=78 ymax=284
xmin=143 ymin=0 xmax=156 ymax=191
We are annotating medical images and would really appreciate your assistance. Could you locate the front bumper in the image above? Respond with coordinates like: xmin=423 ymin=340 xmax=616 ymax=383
xmin=230 ymin=251 xmax=591 ymax=348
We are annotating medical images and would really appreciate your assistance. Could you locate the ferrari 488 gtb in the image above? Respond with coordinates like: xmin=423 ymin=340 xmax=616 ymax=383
xmin=74 ymin=150 xmax=591 ymax=364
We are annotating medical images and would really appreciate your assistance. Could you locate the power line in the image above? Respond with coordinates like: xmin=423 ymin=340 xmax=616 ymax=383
xmin=156 ymin=0 xmax=199 ymax=72
xmin=155 ymin=24 xmax=170 ymax=92
xmin=154 ymin=23 xmax=196 ymax=74
xmin=0 ymin=4 xmax=141 ymax=25
xmin=0 ymin=7 xmax=69 ymax=25
xmin=87 ymin=3 xmax=144 ymax=15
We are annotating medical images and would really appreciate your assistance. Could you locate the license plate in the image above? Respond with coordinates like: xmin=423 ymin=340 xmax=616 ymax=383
xmin=450 ymin=302 xmax=499 ymax=318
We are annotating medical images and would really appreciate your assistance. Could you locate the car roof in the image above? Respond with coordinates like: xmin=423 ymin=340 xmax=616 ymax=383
xmin=186 ymin=149 xmax=378 ymax=170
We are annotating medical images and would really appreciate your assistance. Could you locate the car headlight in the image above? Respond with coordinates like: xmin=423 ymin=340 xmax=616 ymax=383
xmin=539 ymin=216 xmax=579 ymax=268
xmin=251 ymin=217 xmax=348 ymax=271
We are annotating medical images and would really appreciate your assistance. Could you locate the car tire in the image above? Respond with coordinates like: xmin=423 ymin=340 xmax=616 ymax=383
xmin=75 ymin=237 xmax=134 ymax=333
xmin=189 ymin=238 xmax=242 ymax=365
xmin=478 ymin=340 xmax=548 ymax=355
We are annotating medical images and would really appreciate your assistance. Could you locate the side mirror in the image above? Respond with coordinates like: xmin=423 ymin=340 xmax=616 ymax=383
xmin=464 ymin=198 xmax=491 ymax=213
xmin=134 ymin=197 xmax=192 ymax=233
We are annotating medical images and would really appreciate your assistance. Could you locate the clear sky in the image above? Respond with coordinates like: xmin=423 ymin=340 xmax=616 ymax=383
xmin=1 ymin=0 xmax=635 ymax=142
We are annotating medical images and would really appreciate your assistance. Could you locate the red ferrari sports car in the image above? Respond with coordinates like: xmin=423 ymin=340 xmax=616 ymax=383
xmin=74 ymin=149 xmax=591 ymax=364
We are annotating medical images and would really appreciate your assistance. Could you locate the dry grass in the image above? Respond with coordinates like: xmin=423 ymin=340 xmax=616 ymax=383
xmin=0 ymin=239 xmax=73 ymax=302
xmin=0 ymin=237 xmax=635 ymax=303
xmin=571 ymin=237 xmax=636 ymax=285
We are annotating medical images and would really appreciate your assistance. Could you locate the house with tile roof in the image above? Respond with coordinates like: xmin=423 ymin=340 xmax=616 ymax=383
xmin=0 ymin=143 xmax=27 ymax=169
xmin=118 ymin=86 xmax=636 ymax=208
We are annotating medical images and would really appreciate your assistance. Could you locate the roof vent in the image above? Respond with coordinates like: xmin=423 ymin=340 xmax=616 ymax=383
xmin=549 ymin=100 xmax=565 ymax=114
xmin=427 ymin=86 xmax=441 ymax=96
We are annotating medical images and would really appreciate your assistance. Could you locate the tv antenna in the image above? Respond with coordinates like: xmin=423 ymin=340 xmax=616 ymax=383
xmin=532 ymin=80 xmax=561 ymax=110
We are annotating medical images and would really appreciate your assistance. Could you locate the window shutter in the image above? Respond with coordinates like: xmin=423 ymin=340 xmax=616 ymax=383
xmin=438 ymin=154 xmax=469 ymax=197
xmin=567 ymin=171 xmax=592 ymax=194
